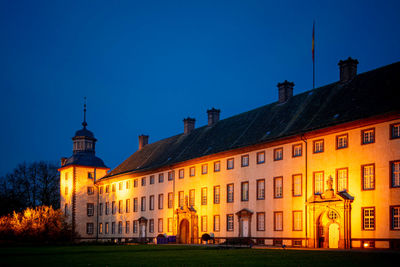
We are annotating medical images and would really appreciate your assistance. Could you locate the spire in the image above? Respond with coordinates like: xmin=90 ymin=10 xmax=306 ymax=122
xmin=82 ymin=97 xmax=87 ymax=128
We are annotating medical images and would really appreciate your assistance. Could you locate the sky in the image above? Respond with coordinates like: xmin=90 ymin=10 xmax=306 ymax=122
xmin=0 ymin=0 xmax=399 ymax=176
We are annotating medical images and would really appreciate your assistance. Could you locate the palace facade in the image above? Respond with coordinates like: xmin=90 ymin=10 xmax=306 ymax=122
xmin=59 ymin=57 xmax=400 ymax=249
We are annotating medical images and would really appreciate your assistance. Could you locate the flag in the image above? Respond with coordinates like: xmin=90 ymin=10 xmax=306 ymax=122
xmin=312 ymin=21 xmax=315 ymax=63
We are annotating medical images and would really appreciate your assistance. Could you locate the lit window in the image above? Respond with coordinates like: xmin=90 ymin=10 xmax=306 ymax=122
xmin=241 ymin=182 xmax=249 ymax=201
xmin=227 ymin=214 xmax=234 ymax=231
xmin=141 ymin=197 xmax=146 ymax=211
xmin=168 ymin=218 xmax=173 ymax=232
xmin=158 ymin=218 xmax=163 ymax=233
xmin=241 ymin=155 xmax=249 ymax=167
xmin=214 ymin=215 xmax=220 ymax=232
xmin=257 ymin=179 xmax=265 ymax=200
xmin=391 ymin=206 xmax=400 ymax=230
xmin=274 ymin=177 xmax=283 ymax=198
xmin=168 ymin=192 xmax=173 ymax=209
xmin=141 ymin=177 xmax=146 ymax=186
xmin=292 ymin=174 xmax=302 ymax=197
xmin=214 ymin=186 xmax=220 ymax=204
xmin=189 ymin=167 xmax=195 ymax=177
xmin=362 ymin=128 xmax=375 ymax=144
xmin=179 ymin=169 xmax=184 ymax=179
xmin=227 ymin=158 xmax=234 ymax=170
xmin=293 ymin=211 xmax=302 ymax=231
xmin=214 ymin=161 xmax=221 ymax=172
xmin=257 ymin=212 xmax=265 ymax=231
xmin=201 ymin=187 xmax=207 ymax=205
xmin=257 ymin=151 xmax=265 ymax=164
xmin=227 ymin=184 xmax=234 ymax=203
xmin=149 ymin=219 xmax=154 ymax=233
xmin=363 ymin=207 xmax=375 ymax=230
xmin=158 ymin=173 xmax=164 ymax=183
xmin=126 ymin=180 xmax=130 ymax=189
xmin=150 ymin=175 xmax=155 ymax=184
xmin=87 ymin=203 xmax=94 ymax=216
xmin=391 ymin=123 xmax=400 ymax=139
xmin=118 ymin=221 xmax=122 ymax=234
xmin=133 ymin=198 xmax=138 ymax=212
xmin=106 ymin=185 xmax=110 ymax=193
xmin=168 ymin=171 xmax=174 ymax=181
xmin=126 ymin=221 xmax=130 ymax=234
xmin=336 ymin=134 xmax=348 ymax=149
xmin=273 ymin=148 xmax=283 ymax=161
xmin=119 ymin=182 xmax=123 ymax=190
xmin=134 ymin=179 xmax=138 ymax=187
xmin=313 ymin=140 xmax=324 ymax=153
xmin=112 ymin=184 xmax=116 ymax=192
xmin=87 ymin=186 xmax=94 ymax=195
xmin=149 ymin=195 xmax=154 ymax=210
xmin=391 ymin=161 xmax=400 ymax=188
xmin=158 ymin=194 xmax=163 ymax=209
xmin=65 ymin=186 xmax=68 ymax=195
xmin=105 ymin=222 xmax=109 ymax=234
xmin=292 ymin=144 xmax=302 ymax=157
xmin=314 ymin=171 xmax=324 ymax=195
xmin=337 ymin=168 xmax=348 ymax=192
xmin=274 ymin=211 xmax=283 ymax=231
xmin=189 ymin=189 xmax=195 ymax=206
xmin=86 ymin=223 xmax=94 ymax=235
xmin=126 ymin=199 xmax=130 ymax=213
xmin=99 ymin=223 xmax=103 ymax=234
xmin=362 ymin=164 xmax=375 ymax=190
xmin=178 ymin=191 xmax=184 ymax=207
xmin=201 ymin=216 xmax=207 ymax=232
xmin=201 ymin=164 xmax=208 ymax=174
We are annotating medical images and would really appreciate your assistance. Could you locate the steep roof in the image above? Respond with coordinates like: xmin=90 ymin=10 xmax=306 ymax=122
xmin=103 ymin=62 xmax=400 ymax=179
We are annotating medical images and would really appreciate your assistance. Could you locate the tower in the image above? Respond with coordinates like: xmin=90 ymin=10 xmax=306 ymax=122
xmin=59 ymin=99 xmax=109 ymax=239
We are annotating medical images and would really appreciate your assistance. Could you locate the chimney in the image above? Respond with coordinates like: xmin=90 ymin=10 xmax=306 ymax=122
xmin=338 ymin=57 xmax=358 ymax=82
xmin=277 ymin=80 xmax=294 ymax=103
xmin=207 ymin=108 xmax=220 ymax=126
xmin=183 ymin=117 xmax=195 ymax=134
xmin=61 ymin=157 xmax=67 ymax=167
xmin=138 ymin=134 xmax=149 ymax=150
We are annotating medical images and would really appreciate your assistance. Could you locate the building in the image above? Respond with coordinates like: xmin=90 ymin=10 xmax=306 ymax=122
xmin=59 ymin=57 xmax=400 ymax=249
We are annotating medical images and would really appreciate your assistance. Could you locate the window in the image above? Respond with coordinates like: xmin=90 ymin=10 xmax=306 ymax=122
xmin=390 ymin=123 xmax=400 ymax=139
xmin=214 ymin=186 xmax=220 ymax=204
xmin=293 ymin=211 xmax=302 ymax=231
xmin=126 ymin=180 xmax=130 ymax=189
xmin=201 ymin=187 xmax=207 ymax=205
xmin=292 ymin=174 xmax=302 ymax=197
xmin=201 ymin=164 xmax=208 ymax=174
xmin=141 ymin=177 xmax=146 ymax=186
xmin=201 ymin=216 xmax=207 ymax=232
xmin=99 ymin=186 xmax=103 ymax=194
xmin=391 ymin=160 xmax=400 ymax=188
xmin=362 ymin=164 xmax=375 ymax=190
xmin=158 ymin=173 xmax=164 ymax=183
xmin=158 ymin=194 xmax=164 ymax=209
xmin=227 ymin=184 xmax=234 ymax=203
xmin=257 ymin=151 xmax=265 ymax=164
xmin=336 ymin=134 xmax=348 ymax=149
xmin=149 ymin=219 xmax=154 ymax=233
xmin=179 ymin=169 xmax=184 ymax=179
xmin=64 ymin=203 xmax=68 ymax=215
xmin=361 ymin=128 xmax=375 ymax=144
xmin=99 ymin=223 xmax=103 ymax=234
xmin=227 ymin=158 xmax=234 ymax=170
xmin=391 ymin=206 xmax=400 ymax=230
xmin=65 ymin=173 xmax=68 ymax=181
xmin=227 ymin=214 xmax=234 ymax=231
xmin=274 ymin=177 xmax=283 ymax=198
xmin=141 ymin=196 xmax=146 ymax=211
xmin=126 ymin=221 xmax=130 ymax=234
xmin=119 ymin=200 xmax=123 ymax=213
xmin=314 ymin=171 xmax=324 ymax=195
xmin=126 ymin=199 xmax=130 ymax=213
xmin=214 ymin=161 xmax=220 ymax=172
xmin=336 ymin=168 xmax=348 ymax=192
xmin=88 ymin=172 xmax=94 ymax=179
xmin=214 ymin=215 xmax=220 ymax=232
xmin=133 ymin=198 xmax=138 ymax=212
xmin=119 ymin=182 xmax=123 ymax=191
xmin=65 ymin=186 xmax=68 ymax=195
xmin=274 ymin=211 xmax=283 ymax=231
xmin=292 ymin=144 xmax=302 ymax=157
xmin=189 ymin=167 xmax=195 ymax=177
xmin=118 ymin=221 xmax=122 ymax=234
xmin=112 ymin=201 xmax=116 ymax=214
xmin=254 ymin=179 xmax=266 ymax=201
xmin=362 ymin=207 xmax=375 ymax=230
xmin=105 ymin=222 xmax=109 ymax=234
xmin=134 ymin=179 xmax=138 ymax=188
xmin=87 ymin=223 xmax=94 ymax=235
xmin=189 ymin=189 xmax=195 ymax=206
xmin=241 ymin=155 xmax=249 ymax=167
xmin=150 ymin=175 xmax=155 ymax=184
xmin=105 ymin=185 xmax=110 ymax=193
xmin=178 ymin=191 xmax=184 ymax=207
xmin=313 ymin=139 xmax=324 ymax=153
xmin=273 ymin=148 xmax=283 ymax=161
xmin=87 ymin=203 xmax=94 ymax=216
xmin=105 ymin=202 xmax=109 ymax=215
xmin=149 ymin=195 xmax=155 ymax=210
xmin=133 ymin=221 xmax=138 ymax=233
xmin=257 ymin=212 xmax=265 ymax=231
xmin=158 ymin=218 xmax=163 ymax=233
xmin=168 ymin=218 xmax=173 ymax=232
xmin=168 ymin=171 xmax=174 ymax=181
xmin=168 ymin=192 xmax=173 ymax=209
xmin=112 ymin=222 xmax=116 ymax=234
xmin=112 ymin=184 xmax=116 ymax=192
xmin=241 ymin=181 xmax=249 ymax=201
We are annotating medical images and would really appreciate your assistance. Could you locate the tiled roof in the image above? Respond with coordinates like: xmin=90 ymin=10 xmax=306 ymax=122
xmin=103 ymin=61 xmax=400 ymax=179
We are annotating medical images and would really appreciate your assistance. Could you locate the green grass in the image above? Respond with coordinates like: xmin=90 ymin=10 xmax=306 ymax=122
xmin=0 ymin=245 xmax=398 ymax=266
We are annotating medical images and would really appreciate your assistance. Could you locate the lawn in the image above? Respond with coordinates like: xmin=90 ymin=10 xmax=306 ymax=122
xmin=1 ymin=245 xmax=398 ymax=266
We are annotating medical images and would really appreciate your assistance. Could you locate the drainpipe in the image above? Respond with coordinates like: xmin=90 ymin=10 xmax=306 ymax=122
xmin=301 ymin=135 xmax=308 ymax=248
xmin=95 ymin=168 xmax=99 ymax=242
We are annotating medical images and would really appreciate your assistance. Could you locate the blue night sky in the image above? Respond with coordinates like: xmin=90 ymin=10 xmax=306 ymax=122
xmin=0 ymin=0 xmax=399 ymax=176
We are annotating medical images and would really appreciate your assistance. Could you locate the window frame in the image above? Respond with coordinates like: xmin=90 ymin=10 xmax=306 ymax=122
xmin=390 ymin=205 xmax=400 ymax=230
xmin=313 ymin=171 xmax=324 ymax=195
xmin=274 ymin=211 xmax=283 ymax=231
xmin=179 ymin=169 xmax=184 ymax=179
xmin=189 ymin=166 xmax=196 ymax=177
xmin=273 ymin=147 xmax=283 ymax=161
xmin=86 ymin=223 xmax=94 ymax=235
xmin=257 ymin=151 xmax=265 ymax=164
xmin=256 ymin=179 xmax=265 ymax=200
xmin=336 ymin=133 xmax=349 ymax=150
xmin=292 ymin=143 xmax=303 ymax=158
xmin=292 ymin=210 xmax=303 ymax=231
xmin=226 ymin=214 xmax=234 ymax=232
xmin=201 ymin=187 xmax=207 ymax=205
xmin=292 ymin=174 xmax=302 ymax=197
xmin=274 ymin=176 xmax=283 ymax=198
xmin=390 ymin=123 xmax=400 ymax=139
xmin=87 ymin=203 xmax=94 ymax=217
xmin=158 ymin=218 xmax=163 ymax=233
xmin=390 ymin=160 xmax=400 ymax=188
xmin=214 ymin=161 xmax=221 ymax=172
xmin=313 ymin=139 xmax=324 ymax=154
xmin=213 ymin=185 xmax=220 ymax=204
xmin=150 ymin=175 xmax=155 ymax=185
xmin=227 ymin=158 xmax=234 ymax=170
xmin=362 ymin=207 xmax=376 ymax=231
xmin=189 ymin=189 xmax=195 ymax=207
xmin=241 ymin=155 xmax=249 ymax=167
xmin=361 ymin=128 xmax=375 ymax=145
xmin=256 ymin=212 xmax=265 ymax=231
xmin=336 ymin=167 xmax=349 ymax=193
xmin=362 ymin=163 xmax=375 ymax=191
xmin=214 ymin=215 xmax=220 ymax=232
xmin=227 ymin=183 xmax=234 ymax=203
xmin=201 ymin=164 xmax=208 ymax=174
xmin=241 ymin=181 xmax=249 ymax=201
xmin=158 ymin=193 xmax=164 ymax=210
xmin=158 ymin=173 xmax=164 ymax=183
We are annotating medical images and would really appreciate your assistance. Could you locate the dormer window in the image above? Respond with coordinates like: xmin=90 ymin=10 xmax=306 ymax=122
xmin=88 ymin=172 xmax=94 ymax=179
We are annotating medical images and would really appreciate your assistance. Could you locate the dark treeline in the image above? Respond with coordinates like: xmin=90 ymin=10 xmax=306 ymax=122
xmin=0 ymin=161 xmax=60 ymax=216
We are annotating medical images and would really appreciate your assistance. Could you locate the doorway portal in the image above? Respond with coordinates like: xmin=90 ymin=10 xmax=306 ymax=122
xmin=328 ymin=223 xmax=339 ymax=248
xmin=180 ymin=219 xmax=190 ymax=244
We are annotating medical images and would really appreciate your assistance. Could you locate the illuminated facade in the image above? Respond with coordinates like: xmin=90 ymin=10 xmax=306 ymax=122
xmin=59 ymin=58 xmax=400 ymax=249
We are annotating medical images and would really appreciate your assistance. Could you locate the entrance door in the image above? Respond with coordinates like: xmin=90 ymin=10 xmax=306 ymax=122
xmin=139 ymin=223 xmax=146 ymax=238
xmin=328 ymin=223 xmax=339 ymax=248
xmin=180 ymin=219 xmax=190 ymax=244
xmin=242 ymin=219 xmax=249 ymax=237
